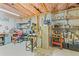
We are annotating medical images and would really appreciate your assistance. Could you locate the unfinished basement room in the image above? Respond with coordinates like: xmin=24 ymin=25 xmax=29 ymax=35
xmin=0 ymin=3 xmax=79 ymax=56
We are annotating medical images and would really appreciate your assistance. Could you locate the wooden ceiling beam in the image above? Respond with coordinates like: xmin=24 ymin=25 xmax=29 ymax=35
xmin=20 ymin=4 xmax=40 ymax=15
xmin=14 ymin=4 xmax=32 ymax=16
xmin=52 ymin=3 xmax=58 ymax=13
xmin=31 ymin=3 xmax=41 ymax=13
xmin=19 ymin=3 xmax=35 ymax=16
xmin=7 ymin=3 xmax=29 ymax=17
xmin=44 ymin=3 xmax=53 ymax=12
xmin=41 ymin=3 xmax=48 ymax=12
xmin=0 ymin=3 xmax=22 ymax=17
xmin=31 ymin=3 xmax=48 ymax=13
xmin=29 ymin=4 xmax=41 ymax=14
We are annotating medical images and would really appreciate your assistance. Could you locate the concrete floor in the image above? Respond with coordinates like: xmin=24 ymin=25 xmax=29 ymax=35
xmin=0 ymin=41 xmax=34 ymax=56
xmin=0 ymin=41 xmax=79 ymax=56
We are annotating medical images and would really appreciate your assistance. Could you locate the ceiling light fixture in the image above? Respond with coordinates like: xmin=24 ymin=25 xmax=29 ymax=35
xmin=0 ymin=8 xmax=20 ymax=16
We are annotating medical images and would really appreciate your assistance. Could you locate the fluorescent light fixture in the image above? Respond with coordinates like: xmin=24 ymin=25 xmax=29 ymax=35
xmin=0 ymin=8 xmax=20 ymax=16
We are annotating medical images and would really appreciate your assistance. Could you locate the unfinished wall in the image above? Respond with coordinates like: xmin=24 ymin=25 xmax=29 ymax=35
xmin=53 ymin=9 xmax=79 ymax=26
xmin=37 ymin=13 xmax=52 ymax=48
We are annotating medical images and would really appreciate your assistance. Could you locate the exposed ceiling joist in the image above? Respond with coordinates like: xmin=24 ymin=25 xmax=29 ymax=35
xmin=0 ymin=4 xmax=22 ymax=17
xmin=7 ymin=3 xmax=29 ymax=17
xmin=32 ymin=3 xmax=48 ymax=13
xmin=0 ymin=3 xmax=79 ymax=19
xmin=42 ymin=3 xmax=48 ymax=12
xmin=18 ymin=3 xmax=35 ymax=16
xmin=13 ymin=4 xmax=32 ymax=16
xmin=20 ymin=4 xmax=40 ymax=15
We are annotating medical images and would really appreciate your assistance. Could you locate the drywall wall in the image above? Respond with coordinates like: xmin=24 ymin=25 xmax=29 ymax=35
xmin=0 ymin=11 xmax=19 ymax=44
xmin=0 ymin=11 xmax=17 ymax=33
